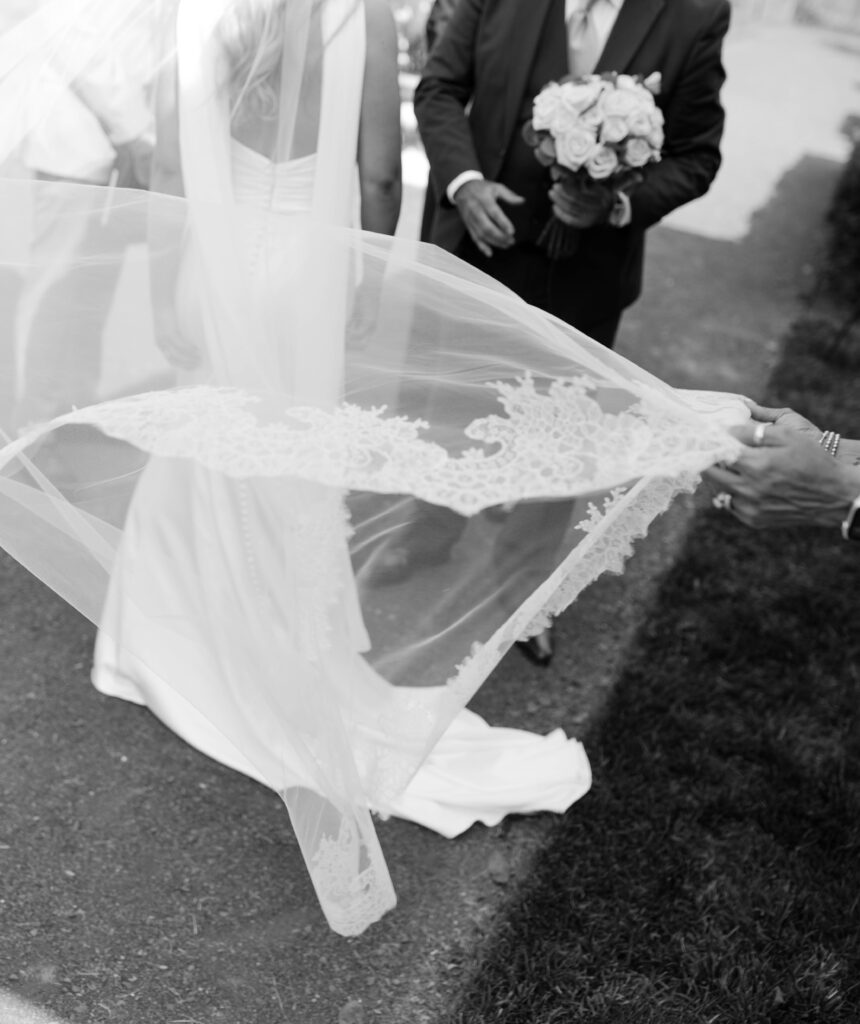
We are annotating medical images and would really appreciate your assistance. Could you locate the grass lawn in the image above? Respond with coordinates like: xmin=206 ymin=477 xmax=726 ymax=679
xmin=441 ymin=191 xmax=860 ymax=1022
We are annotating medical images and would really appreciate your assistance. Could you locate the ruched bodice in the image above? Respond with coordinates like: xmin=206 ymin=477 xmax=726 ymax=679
xmin=230 ymin=139 xmax=316 ymax=214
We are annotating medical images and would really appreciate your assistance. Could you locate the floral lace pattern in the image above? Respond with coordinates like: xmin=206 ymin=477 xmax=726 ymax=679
xmin=434 ymin=471 xmax=702 ymax=713
xmin=363 ymin=691 xmax=441 ymax=803
xmin=234 ymin=480 xmax=352 ymax=659
xmin=520 ymin=472 xmax=700 ymax=637
xmin=58 ymin=377 xmax=742 ymax=516
xmin=22 ymin=374 xmax=742 ymax=945
xmin=308 ymin=817 xmax=396 ymax=937
xmin=289 ymin=493 xmax=354 ymax=660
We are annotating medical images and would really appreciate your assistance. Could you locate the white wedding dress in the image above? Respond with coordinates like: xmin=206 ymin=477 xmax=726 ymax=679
xmin=91 ymin=12 xmax=591 ymax=849
xmin=0 ymin=0 xmax=749 ymax=936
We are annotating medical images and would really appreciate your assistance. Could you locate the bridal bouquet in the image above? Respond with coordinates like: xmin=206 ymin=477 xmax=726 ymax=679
xmin=523 ymin=72 xmax=664 ymax=259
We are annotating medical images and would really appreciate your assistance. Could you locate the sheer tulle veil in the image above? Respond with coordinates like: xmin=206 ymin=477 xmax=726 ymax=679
xmin=0 ymin=0 xmax=746 ymax=934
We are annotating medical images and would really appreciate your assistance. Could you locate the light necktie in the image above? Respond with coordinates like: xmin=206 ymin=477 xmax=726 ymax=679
xmin=568 ymin=0 xmax=603 ymax=78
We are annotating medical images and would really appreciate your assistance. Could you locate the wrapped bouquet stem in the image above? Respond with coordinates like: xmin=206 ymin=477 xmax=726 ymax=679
xmin=539 ymin=166 xmax=645 ymax=259
xmin=536 ymin=216 xmax=582 ymax=260
xmin=537 ymin=170 xmax=590 ymax=260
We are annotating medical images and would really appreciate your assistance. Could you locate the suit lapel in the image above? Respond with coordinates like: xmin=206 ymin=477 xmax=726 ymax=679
xmin=499 ymin=0 xmax=558 ymax=147
xmin=595 ymin=0 xmax=665 ymax=73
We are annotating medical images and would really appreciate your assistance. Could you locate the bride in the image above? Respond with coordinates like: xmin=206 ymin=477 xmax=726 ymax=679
xmin=0 ymin=0 xmax=747 ymax=935
xmin=91 ymin=0 xmax=593 ymax=928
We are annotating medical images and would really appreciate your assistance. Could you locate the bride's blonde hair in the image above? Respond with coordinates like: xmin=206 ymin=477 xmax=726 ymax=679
xmin=218 ymin=0 xmax=288 ymax=122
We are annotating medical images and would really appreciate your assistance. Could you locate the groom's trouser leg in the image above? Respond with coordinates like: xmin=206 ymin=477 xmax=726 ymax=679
xmin=400 ymin=240 xmax=552 ymax=560
xmin=401 ymin=242 xmax=624 ymax=569
xmin=468 ymin=245 xmax=624 ymax=600
xmin=419 ymin=177 xmax=438 ymax=243
xmin=491 ymin=497 xmax=588 ymax=611
xmin=399 ymin=240 xmax=579 ymax=560
xmin=488 ymin=309 xmax=622 ymax=601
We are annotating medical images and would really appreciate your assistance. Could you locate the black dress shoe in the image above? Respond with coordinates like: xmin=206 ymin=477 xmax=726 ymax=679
xmin=365 ymin=543 xmax=452 ymax=587
xmin=515 ymin=625 xmax=555 ymax=667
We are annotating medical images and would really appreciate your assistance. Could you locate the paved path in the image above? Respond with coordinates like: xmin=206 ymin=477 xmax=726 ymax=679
xmin=2 ymin=18 xmax=859 ymax=1024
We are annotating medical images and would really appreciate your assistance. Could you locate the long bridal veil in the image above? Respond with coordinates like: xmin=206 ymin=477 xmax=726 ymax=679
xmin=0 ymin=0 xmax=745 ymax=935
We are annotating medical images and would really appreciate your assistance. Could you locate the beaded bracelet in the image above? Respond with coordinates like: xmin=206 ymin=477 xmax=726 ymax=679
xmin=819 ymin=430 xmax=841 ymax=458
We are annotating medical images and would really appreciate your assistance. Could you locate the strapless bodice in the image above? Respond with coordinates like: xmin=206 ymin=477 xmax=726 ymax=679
xmin=230 ymin=139 xmax=316 ymax=214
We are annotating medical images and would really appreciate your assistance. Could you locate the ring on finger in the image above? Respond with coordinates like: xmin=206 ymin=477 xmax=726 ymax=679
xmin=752 ymin=422 xmax=769 ymax=447
xmin=712 ymin=491 xmax=733 ymax=511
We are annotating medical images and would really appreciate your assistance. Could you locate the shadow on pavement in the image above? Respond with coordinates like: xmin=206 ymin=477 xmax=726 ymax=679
xmin=1 ymin=143 xmax=855 ymax=1024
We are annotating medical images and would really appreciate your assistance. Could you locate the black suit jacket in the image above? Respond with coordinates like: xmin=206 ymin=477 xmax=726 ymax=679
xmin=425 ymin=0 xmax=460 ymax=52
xmin=414 ymin=0 xmax=730 ymax=322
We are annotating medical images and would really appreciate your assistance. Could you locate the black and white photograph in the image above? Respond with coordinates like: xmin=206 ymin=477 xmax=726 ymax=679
xmin=0 ymin=0 xmax=858 ymax=1021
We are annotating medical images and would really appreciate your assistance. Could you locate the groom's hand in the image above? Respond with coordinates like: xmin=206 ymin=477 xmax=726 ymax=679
xmin=550 ymin=181 xmax=614 ymax=228
xmin=454 ymin=180 xmax=524 ymax=258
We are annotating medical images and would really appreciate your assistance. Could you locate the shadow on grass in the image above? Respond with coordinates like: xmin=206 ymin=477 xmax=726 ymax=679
xmin=442 ymin=329 xmax=860 ymax=1021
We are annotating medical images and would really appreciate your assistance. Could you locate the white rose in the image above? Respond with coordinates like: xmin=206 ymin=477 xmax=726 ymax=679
xmin=609 ymin=75 xmax=656 ymax=108
xmin=600 ymin=116 xmax=629 ymax=144
xmin=559 ymin=79 xmax=604 ymax=118
xmin=536 ymin=134 xmax=557 ymax=166
xmin=598 ymin=86 xmax=643 ymax=119
xmin=624 ymin=136 xmax=656 ymax=168
xmin=585 ymin=145 xmax=619 ymax=180
xmin=615 ymin=74 xmax=640 ymax=92
xmin=532 ymin=83 xmax=567 ymax=132
xmin=636 ymin=87 xmax=657 ymax=110
xmin=647 ymin=125 xmax=664 ymax=151
xmin=627 ymin=110 xmax=654 ymax=137
xmin=578 ymin=102 xmax=605 ymax=129
xmin=555 ymin=124 xmax=599 ymax=170
xmin=642 ymin=71 xmax=662 ymax=95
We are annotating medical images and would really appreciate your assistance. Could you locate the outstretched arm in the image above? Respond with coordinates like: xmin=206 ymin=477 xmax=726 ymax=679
xmin=705 ymin=417 xmax=860 ymax=531
xmin=357 ymin=0 xmax=401 ymax=235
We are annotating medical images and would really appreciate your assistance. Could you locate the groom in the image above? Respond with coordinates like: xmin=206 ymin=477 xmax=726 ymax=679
xmin=413 ymin=0 xmax=730 ymax=348
xmin=374 ymin=0 xmax=730 ymax=663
